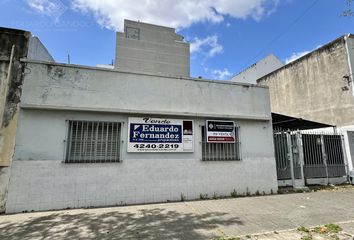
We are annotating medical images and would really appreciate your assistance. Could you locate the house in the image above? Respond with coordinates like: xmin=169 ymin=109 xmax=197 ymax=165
xmin=2 ymin=20 xmax=278 ymax=213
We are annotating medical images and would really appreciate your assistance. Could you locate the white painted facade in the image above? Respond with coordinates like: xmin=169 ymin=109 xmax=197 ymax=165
xmin=231 ymin=54 xmax=283 ymax=84
xmin=19 ymin=62 xmax=271 ymax=120
xmin=6 ymin=61 xmax=278 ymax=213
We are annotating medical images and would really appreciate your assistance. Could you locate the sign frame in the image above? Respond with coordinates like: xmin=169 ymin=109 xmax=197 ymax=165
xmin=206 ymin=120 xmax=236 ymax=143
xmin=127 ymin=117 xmax=194 ymax=153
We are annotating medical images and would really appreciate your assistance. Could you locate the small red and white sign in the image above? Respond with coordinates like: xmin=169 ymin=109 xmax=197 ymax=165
xmin=206 ymin=120 xmax=235 ymax=143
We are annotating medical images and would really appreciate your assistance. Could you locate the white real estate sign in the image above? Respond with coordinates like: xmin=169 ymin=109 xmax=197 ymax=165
xmin=206 ymin=120 xmax=235 ymax=143
xmin=128 ymin=117 xmax=194 ymax=152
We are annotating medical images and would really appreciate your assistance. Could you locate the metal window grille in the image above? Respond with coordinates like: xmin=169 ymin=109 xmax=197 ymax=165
xmin=201 ymin=126 xmax=241 ymax=161
xmin=65 ymin=121 xmax=121 ymax=163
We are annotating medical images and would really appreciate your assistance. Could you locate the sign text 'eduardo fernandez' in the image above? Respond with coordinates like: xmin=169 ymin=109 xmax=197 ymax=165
xmin=130 ymin=124 xmax=182 ymax=143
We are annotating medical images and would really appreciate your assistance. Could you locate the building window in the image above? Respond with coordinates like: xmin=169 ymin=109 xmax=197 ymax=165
xmin=65 ymin=121 xmax=121 ymax=163
xmin=201 ymin=126 xmax=241 ymax=161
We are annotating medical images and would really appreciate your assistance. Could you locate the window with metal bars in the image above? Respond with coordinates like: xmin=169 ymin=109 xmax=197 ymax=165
xmin=201 ymin=126 xmax=241 ymax=161
xmin=65 ymin=121 xmax=121 ymax=163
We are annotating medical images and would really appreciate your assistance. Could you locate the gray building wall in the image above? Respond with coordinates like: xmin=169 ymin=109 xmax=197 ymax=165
xmin=28 ymin=36 xmax=54 ymax=62
xmin=0 ymin=28 xmax=30 ymax=213
xmin=258 ymin=35 xmax=354 ymax=127
xmin=115 ymin=20 xmax=190 ymax=77
xmin=6 ymin=61 xmax=277 ymax=213
xmin=232 ymin=54 xmax=284 ymax=84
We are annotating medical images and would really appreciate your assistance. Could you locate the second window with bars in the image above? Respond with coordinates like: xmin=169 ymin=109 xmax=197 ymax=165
xmin=201 ymin=126 xmax=241 ymax=161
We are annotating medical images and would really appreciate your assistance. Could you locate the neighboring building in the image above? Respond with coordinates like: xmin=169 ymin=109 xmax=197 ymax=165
xmin=96 ymin=64 xmax=115 ymax=69
xmin=0 ymin=28 xmax=30 ymax=213
xmin=4 ymin=20 xmax=278 ymax=213
xmin=231 ymin=54 xmax=284 ymax=84
xmin=257 ymin=35 xmax=354 ymax=127
xmin=115 ymin=19 xmax=190 ymax=77
xmin=257 ymin=34 xmax=354 ymax=172
xmin=28 ymin=36 xmax=54 ymax=62
xmin=0 ymin=28 xmax=54 ymax=213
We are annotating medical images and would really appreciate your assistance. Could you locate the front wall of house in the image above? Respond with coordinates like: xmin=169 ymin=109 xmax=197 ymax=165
xmin=21 ymin=62 xmax=271 ymax=120
xmin=6 ymin=109 xmax=277 ymax=213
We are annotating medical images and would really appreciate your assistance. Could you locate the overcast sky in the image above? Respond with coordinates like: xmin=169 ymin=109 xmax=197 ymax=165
xmin=1 ymin=0 xmax=353 ymax=80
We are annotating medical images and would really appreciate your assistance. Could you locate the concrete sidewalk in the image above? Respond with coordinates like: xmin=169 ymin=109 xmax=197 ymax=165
xmin=0 ymin=188 xmax=354 ymax=240
xmin=239 ymin=221 xmax=354 ymax=240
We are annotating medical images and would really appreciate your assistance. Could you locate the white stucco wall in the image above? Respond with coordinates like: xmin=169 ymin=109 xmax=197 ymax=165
xmin=20 ymin=61 xmax=271 ymax=120
xmin=6 ymin=110 xmax=277 ymax=213
xmin=6 ymin=61 xmax=277 ymax=213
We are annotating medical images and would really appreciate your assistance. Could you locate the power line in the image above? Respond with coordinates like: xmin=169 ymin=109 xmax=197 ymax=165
xmin=240 ymin=0 xmax=320 ymax=70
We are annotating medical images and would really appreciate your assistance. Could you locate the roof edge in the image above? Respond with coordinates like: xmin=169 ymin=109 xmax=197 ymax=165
xmin=257 ymin=34 xmax=352 ymax=83
xmin=21 ymin=58 xmax=269 ymax=89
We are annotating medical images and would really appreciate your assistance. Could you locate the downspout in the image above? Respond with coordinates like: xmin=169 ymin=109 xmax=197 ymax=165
xmin=344 ymin=34 xmax=354 ymax=95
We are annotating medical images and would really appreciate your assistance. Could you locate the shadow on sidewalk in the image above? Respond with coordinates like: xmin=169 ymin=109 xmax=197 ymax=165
xmin=0 ymin=207 xmax=243 ymax=239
